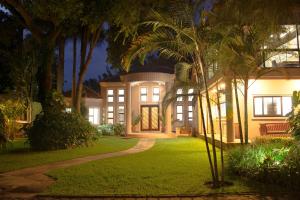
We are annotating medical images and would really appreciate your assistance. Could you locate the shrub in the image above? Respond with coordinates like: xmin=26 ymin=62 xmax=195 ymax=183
xmin=113 ymin=123 xmax=126 ymax=136
xmin=97 ymin=124 xmax=114 ymax=136
xmin=0 ymin=99 xmax=26 ymax=140
xmin=26 ymin=111 xmax=97 ymax=150
xmin=228 ymin=138 xmax=300 ymax=189
xmin=0 ymin=111 xmax=8 ymax=149
xmin=97 ymin=123 xmax=126 ymax=136
xmin=288 ymin=91 xmax=300 ymax=139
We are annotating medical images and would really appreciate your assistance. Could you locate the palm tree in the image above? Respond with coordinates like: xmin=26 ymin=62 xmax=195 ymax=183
xmin=122 ymin=3 xmax=221 ymax=187
xmin=211 ymin=0 xmax=291 ymax=144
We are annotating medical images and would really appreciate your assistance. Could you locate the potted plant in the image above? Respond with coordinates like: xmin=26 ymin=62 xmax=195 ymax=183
xmin=131 ymin=114 xmax=141 ymax=132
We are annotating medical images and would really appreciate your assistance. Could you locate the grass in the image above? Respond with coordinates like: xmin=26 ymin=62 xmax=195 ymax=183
xmin=46 ymin=137 xmax=253 ymax=196
xmin=0 ymin=137 xmax=138 ymax=173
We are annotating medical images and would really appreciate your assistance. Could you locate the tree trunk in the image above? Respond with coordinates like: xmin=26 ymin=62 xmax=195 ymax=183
xmin=198 ymin=92 xmax=216 ymax=183
xmin=244 ymin=78 xmax=249 ymax=144
xmin=72 ymin=35 xmax=77 ymax=108
xmin=75 ymin=27 xmax=101 ymax=112
xmin=56 ymin=36 xmax=65 ymax=93
xmin=38 ymin=45 xmax=55 ymax=107
xmin=197 ymin=54 xmax=219 ymax=186
xmin=233 ymin=77 xmax=244 ymax=144
xmin=216 ymin=83 xmax=224 ymax=183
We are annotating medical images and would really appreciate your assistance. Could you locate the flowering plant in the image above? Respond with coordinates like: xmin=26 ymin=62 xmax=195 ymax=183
xmin=288 ymin=91 xmax=300 ymax=139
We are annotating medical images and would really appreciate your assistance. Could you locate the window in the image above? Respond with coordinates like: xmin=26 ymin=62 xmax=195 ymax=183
xmin=152 ymin=87 xmax=160 ymax=102
xmin=188 ymin=106 xmax=193 ymax=121
xmin=107 ymin=89 xmax=114 ymax=102
xmin=118 ymin=106 xmax=125 ymax=124
xmin=220 ymin=103 xmax=226 ymax=117
xmin=176 ymin=105 xmax=183 ymax=121
xmin=263 ymin=25 xmax=300 ymax=68
xmin=188 ymin=89 xmax=194 ymax=101
xmin=177 ymin=89 xmax=183 ymax=101
xmin=140 ymin=87 xmax=147 ymax=102
xmin=107 ymin=106 xmax=114 ymax=124
xmin=118 ymin=89 xmax=125 ymax=102
xmin=253 ymin=96 xmax=292 ymax=117
xmin=65 ymin=108 xmax=72 ymax=113
xmin=89 ymin=107 xmax=99 ymax=125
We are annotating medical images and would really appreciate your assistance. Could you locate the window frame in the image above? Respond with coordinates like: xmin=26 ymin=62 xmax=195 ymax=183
xmin=118 ymin=105 xmax=125 ymax=124
xmin=107 ymin=106 xmax=114 ymax=124
xmin=176 ymin=105 xmax=183 ymax=121
xmin=152 ymin=87 xmax=160 ymax=102
xmin=118 ymin=89 xmax=125 ymax=103
xmin=188 ymin=105 xmax=193 ymax=121
xmin=253 ymin=96 xmax=292 ymax=117
xmin=140 ymin=87 xmax=148 ymax=102
xmin=188 ymin=89 xmax=194 ymax=102
xmin=88 ymin=107 xmax=100 ymax=125
xmin=176 ymin=89 xmax=183 ymax=102
xmin=107 ymin=89 xmax=114 ymax=103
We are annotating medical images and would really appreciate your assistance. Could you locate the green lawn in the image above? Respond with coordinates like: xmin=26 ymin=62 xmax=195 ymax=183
xmin=0 ymin=137 xmax=138 ymax=173
xmin=46 ymin=137 xmax=253 ymax=196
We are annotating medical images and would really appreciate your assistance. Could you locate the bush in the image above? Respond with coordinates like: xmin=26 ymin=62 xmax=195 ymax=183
xmin=97 ymin=123 xmax=126 ymax=136
xmin=228 ymin=138 xmax=300 ymax=189
xmin=26 ymin=111 xmax=97 ymax=150
xmin=0 ymin=111 xmax=8 ymax=149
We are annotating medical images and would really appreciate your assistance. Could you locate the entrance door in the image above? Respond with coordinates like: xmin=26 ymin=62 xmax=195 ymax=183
xmin=141 ymin=105 xmax=159 ymax=131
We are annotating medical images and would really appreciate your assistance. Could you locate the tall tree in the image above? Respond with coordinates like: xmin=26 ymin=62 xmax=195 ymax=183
xmin=1 ymin=0 xmax=83 ymax=106
xmin=211 ymin=0 xmax=292 ymax=144
xmin=122 ymin=2 xmax=221 ymax=187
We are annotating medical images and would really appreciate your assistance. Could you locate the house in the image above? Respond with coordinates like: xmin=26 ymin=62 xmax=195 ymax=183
xmin=195 ymin=24 xmax=300 ymax=143
xmin=99 ymin=60 xmax=195 ymax=135
xmin=64 ymin=86 xmax=103 ymax=125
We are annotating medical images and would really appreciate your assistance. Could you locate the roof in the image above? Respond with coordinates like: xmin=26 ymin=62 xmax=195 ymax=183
xmin=64 ymin=86 xmax=101 ymax=99
xmin=126 ymin=58 xmax=175 ymax=74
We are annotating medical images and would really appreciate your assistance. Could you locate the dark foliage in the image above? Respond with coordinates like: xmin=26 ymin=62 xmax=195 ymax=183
xmin=97 ymin=123 xmax=126 ymax=137
xmin=228 ymin=138 xmax=300 ymax=189
xmin=26 ymin=91 xmax=96 ymax=150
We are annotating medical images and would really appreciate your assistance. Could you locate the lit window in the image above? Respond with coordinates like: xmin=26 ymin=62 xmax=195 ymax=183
xmin=188 ymin=106 xmax=193 ymax=121
xmin=65 ymin=108 xmax=72 ymax=113
xmin=118 ymin=89 xmax=125 ymax=102
xmin=152 ymin=87 xmax=160 ymax=102
xmin=282 ymin=97 xmax=292 ymax=116
xmin=177 ymin=89 xmax=183 ymax=101
xmin=107 ymin=89 xmax=114 ymax=102
xmin=253 ymin=96 xmax=292 ymax=117
xmin=89 ymin=107 xmax=100 ymax=125
xmin=219 ymin=103 xmax=226 ymax=117
xmin=140 ymin=87 xmax=147 ymax=102
xmin=118 ymin=106 xmax=125 ymax=124
xmin=107 ymin=106 xmax=114 ymax=124
xmin=176 ymin=105 xmax=183 ymax=121
xmin=188 ymin=89 xmax=194 ymax=101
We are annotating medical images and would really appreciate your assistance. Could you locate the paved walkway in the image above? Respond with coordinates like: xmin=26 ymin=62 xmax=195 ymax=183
xmin=35 ymin=194 xmax=299 ymax=200
xmin=0 ymin=138 xmax=156 ymax=200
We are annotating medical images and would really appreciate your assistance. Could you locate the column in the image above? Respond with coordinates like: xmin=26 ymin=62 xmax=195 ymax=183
xmin=126 ymin=82 xmax=132 ymax=135
xmin=225 ymin=77 xmax=234 ymax=142
xmin=165 ymin=82 xmax=172 ymax=134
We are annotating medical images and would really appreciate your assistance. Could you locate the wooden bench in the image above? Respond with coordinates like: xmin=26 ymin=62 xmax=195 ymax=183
xmin=259 ymin=123 xmax=291 ymax=137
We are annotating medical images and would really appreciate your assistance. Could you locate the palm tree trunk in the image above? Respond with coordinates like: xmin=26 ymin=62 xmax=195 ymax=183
xmin=197 ymin=85 xmax=216 ymax=184
xmin=244 ymin=78 xmax=249 ymax=144
xmin=56 ymin=36 xmax=65 ymax=93
xmin=216 ymin=83 xmax=224 ymax=183
xmin=233 ymin=77 xmax=244 ymax=144
xmin=72 ymin=35 xmax=77 ymax=108
xmin=197 ymin=54 xmax=219 ymax=186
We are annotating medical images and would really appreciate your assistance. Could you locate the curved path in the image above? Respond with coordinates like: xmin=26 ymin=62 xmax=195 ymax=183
xmin=0 ymin=138 xmax=156 ymax=199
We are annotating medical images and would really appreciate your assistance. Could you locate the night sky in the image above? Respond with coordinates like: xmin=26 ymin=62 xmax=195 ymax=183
xmin=63 ymin=40 xmax=108 ymax=90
